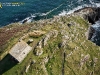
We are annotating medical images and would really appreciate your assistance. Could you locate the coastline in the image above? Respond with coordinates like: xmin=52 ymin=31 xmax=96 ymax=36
xmin=0 ymin=7 xmax=100 ymax=75
xmin=0 ymin=1 xmax=100 ymax=27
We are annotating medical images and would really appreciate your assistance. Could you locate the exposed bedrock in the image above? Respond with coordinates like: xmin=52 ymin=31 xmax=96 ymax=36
xmin=85 ymin=7 xmax=100 ymax=24
xmin=75 ymin=7 xmax=100 ymax=41
xmin=74 ymin=7 xmax=100 ymax=24
xmin=86 ymin=26 xmax=95 ymax=40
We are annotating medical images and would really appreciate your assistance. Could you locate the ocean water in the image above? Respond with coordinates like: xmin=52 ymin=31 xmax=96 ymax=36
xmin=0 ymin=0 xmax=100 ymax=27
xmin=91 ymin=20 xmax=100 ymax=46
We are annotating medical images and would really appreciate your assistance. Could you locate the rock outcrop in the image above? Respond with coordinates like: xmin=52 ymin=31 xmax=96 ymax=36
xmin=0 ymin=7 xmax=100 ymax=75
xmin=74 ymin=7 xmax=100 ymax=24
xmin=34 ymin=30 xmax=58 ymax=56
xmin=86 ymin=26 xmax=95 ymax=40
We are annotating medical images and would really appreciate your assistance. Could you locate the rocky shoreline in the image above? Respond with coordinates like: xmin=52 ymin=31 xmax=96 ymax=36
xmin=0 ymin=7 xmax=100 ymax=75
xmin=74 ymin=7 xmax=100 ymax=44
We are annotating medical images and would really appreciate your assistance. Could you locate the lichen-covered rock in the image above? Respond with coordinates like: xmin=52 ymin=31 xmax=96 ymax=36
xmin=19 ymin=30 xmax=46 ymax=41
xmin=62 ymin=35 xmax=69 ymax=47
xmin=34 ymin=40 xmax=43 ymax=56
xmin=34 ymin=30 xmax=58 ymax=56
xmin=43 ymin=57 xmax=49 ymax=64
xmin=35 ymin=46 xmax=43 ymax=56
xmin=80 ymin=54 xmax=90 ymax=68
xmin=75 ymin=7 xmax=100 ymax=24
xmin=29 ymin=30 xmax=46 ymax=37
xmin=43 ymin=30 xmax=58 ymax=46
xmin=1 ymin=7 xmax=100 ymax=75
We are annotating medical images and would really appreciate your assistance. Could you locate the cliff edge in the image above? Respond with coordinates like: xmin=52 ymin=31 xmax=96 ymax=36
xmin=0 ymin=7 xmax=100 ymax=75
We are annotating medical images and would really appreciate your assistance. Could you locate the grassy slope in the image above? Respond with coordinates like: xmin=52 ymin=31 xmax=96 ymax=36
xmin=0 ymin=14 xmax=100 ymax=75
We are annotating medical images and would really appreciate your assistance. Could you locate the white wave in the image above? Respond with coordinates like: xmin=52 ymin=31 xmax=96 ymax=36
xmin=78 ymin=0 xmax=83 ymax=3
xmin=30 ymin=13 xmax=36 ymax=18
xmin=66 ymin=2 xmax=100 ymax=15
xmin=59 ymin=3 xmax=100 ymax=16
xmin=92 ymin=20 xmax=100 ymax=29
xmin=20 ymin=16 xmax=33 ymax=24
xmin=38 ymin=3 xmax=64 ymax=16
xmin=91 ymin=32 xmax=96 ymax=41
xmin=95 ymin=3 xmax=100 ymax=7
xmin=45 ymin=3 xmax=64 ymax=16
xmin=89 ymin=0 xmax=100 ymax=7
xmin=26 ymin=18 xmax=32 ymax=23
xmin=20 ymin=3 xmax=64 ymax=24
xmin=20 ymin=1 xmax=100 ymax=24
xmin=59 ymin=10 xmax=67 ymax=16
xmin=89 ymin=0 xmax=95 ymax=4
xmin=40 ymin=13 xmax=47 ymax=16
xmin=67 ymin=5 xmax=84 ymax=15
xmin=91 ymin=20 xmax=100 ymax=41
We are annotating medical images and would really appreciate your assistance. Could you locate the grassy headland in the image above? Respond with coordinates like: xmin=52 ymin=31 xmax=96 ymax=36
xmin=0 ymin=7 xmax=100 ymax=75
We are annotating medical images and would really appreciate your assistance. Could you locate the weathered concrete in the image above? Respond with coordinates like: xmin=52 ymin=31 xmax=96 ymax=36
xmin=9 ymin=40 xmax=32 ymax=63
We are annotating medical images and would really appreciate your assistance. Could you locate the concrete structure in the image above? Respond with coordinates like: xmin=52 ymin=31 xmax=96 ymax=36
xmin=9 ymin=40 xmax=32 ymax=63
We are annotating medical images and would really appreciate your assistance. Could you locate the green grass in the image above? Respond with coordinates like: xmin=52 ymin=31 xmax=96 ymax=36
xmin=0 ymin=14 xmax=100 ymax=75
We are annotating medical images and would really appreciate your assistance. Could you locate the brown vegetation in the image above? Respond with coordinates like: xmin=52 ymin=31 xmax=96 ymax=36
xmin=0 ymin=25 xmax=30 ymax=46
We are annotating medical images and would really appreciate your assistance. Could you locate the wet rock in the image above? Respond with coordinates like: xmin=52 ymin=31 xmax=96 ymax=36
xmin=86 ymin=26 xmax=95 ymax=40
xmin=87 ymin=15 xmax=95 ymax=24
xmin=74 ymin=7 xmax=100 ymax=24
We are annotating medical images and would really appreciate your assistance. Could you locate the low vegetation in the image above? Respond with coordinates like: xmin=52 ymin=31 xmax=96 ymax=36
xmin=0 ymin=11 xmax=100 ymax=75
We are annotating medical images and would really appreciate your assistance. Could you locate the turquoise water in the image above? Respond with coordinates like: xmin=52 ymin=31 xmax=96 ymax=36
xmin=0 ymin=0 xmax=100 ymax=27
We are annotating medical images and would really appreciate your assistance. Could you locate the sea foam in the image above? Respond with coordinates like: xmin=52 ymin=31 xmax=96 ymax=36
xmin=59 ymin=1 xmax=100 ymax=16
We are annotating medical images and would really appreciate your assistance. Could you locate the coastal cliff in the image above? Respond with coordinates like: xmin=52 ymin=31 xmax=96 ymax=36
xmin=0 ymin=7 xmax=100 ymax=75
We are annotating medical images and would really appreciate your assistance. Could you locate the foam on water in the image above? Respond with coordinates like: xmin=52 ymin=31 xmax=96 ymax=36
xmin=0 ymin=0 xmax=100 ymax=26
xmin=92 ymin=20 xmax=100 ymax=30
xmin=59 ymin=0 xmax=100 ymax=15
xmin=24 ymin=0 xmax=100 ymax=24
xmin=59 ymin=10 xmax=67 ymax=16
xmin=91 ymin=20 xmax=100 ymax=45
xmin=20 ymin=3 xmax=64 ymax=24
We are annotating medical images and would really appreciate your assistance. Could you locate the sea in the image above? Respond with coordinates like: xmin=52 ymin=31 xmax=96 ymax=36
xmin=0 ymin=0 xmax=100 ymax=45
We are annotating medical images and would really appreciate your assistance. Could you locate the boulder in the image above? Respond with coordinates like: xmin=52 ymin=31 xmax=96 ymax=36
xmin=28 ymin=39 xmax=33 ymax=43
xmin=34 ymin=30 xmax=58 ymax=56
xmin=29 ymin=30 xmax=46 ymax=37
xmin=43 ymin=30 xmax=58 ymax=46
xmin=35 ymin=40 xmax=43 ymax=56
